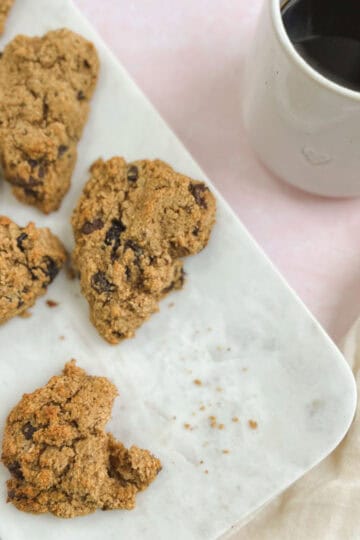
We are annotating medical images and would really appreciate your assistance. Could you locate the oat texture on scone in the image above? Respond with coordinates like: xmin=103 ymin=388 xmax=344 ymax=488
xmin=0 ymin=216 xmax=66 ymax=324
xmin=0 ymin=0 xmax=14 ymax=34
xmin=0 ymin=28 xmax=99 ymax=213
xmin=72 ymin=157 xmax=216 ymax=343
xmin=1 ymin=360 xmax=162 ymax=518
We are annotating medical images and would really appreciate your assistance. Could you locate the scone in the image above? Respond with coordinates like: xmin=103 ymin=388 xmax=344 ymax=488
xmin=1 ymin=360 xmax=162 ymax=518
xmin=0 ymin=216 xmax=66 ymax=324
xmin=72 ymin=157 xmax=216 ymax=343
xmin=0 ymin=0 xmax=13 ymax=34
xmin=0 ymin=28 xmax=99 ymax=213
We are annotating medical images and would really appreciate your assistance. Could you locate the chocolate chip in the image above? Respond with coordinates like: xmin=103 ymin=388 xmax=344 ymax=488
xmin=28 ymin=266 xmax=38 ymax=281
xmin=83 ymin=59 xmax=91 ymax=69
xmin=162 ymin=282 xmax=175 ymax=294
xmin=26 ymin=158 xmax=45 ymax=176
xmin=105 ymin=219 xmax=126 ymax=246
xmin=43 ymin=256 xmax=59 ymax=284
xmin=112 ymin=331 xmax=124 ymax=339
xmin=7 ymin=490 xmax=27 ymax=501
xmin=125 ymin=239 xmax=142 ymax=256
xmin=81 ymin=219 xmax=104 ymax=235
xmin=22 ymin=422 xmax=37 ymax=440
xmin=77 ymin=90 xmax=85 ymax=101
xmin=192 ymin=226 xmax=200 ymax=236
xmin=105 ymin=219 xmax=126 ymax=261
xmin=169 ymin=241 xmax=189 ymax=257
xmin=12 ymin=174 xmax=42 ymax=200
xmin=125 ymin=240 xmax=143 ymax=268
xmin=38 ymin=165 xmax=46 ymax=178
xmin=8 ymin=461 xmax=24 ymax=480
xmin=179 ymin=267 xmax=186 ymax=287
xmin=24 ymin=187 xmax=39 ymax=200
xmin=17 ymin=299 xmax=24 ymax=308
xmin=16 ymin=232 xmax=28 ymax=252
xmin=188 ymin=182 xmax=209 ymax=209
xmin=27 ymin=158 xmax=39 ymax=169
xmin=7 ymin=489 xmax=16 ymax=500
xmin=10 ymin=176 xmax=41 ymax=188
xmin=125 ymin=266 xmax=131 ymax=280
xmin=127 ymin=165 xmax=138 ymax=182
xmin=13 ymin=176 xmax=24 ymax=186
xmin=8 ymin=490 xmax=27 ymax=501
xmin=29 ymin=176 xmax=42 ymax=187
xmin=107 ymin=466 xmax=116 ymax=479
xmin=58 ymin=145 xmax=69 ymax=157
xmin=162 ymin=268 xmax=185 ymax=293
xmin=91 ymin=272 xmax=116 ymax=294
xmin=43 ymin=101 xmax=49 ymax=121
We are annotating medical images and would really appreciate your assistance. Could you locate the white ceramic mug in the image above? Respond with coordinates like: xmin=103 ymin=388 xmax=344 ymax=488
xmin=243 ymin=0 xmax=360 ymax=197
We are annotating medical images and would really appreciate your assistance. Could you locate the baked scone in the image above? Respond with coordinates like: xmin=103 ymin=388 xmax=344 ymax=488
xmin=0 ymin=28 xmax=99 ymax=213
xmin=1 ymin=361 xmax=162 ymax=518
xmin=0 ymin=0 xmax=14 ymax=34
xmin=0 ymin=216 xmax=66 ymax=324
xmin=72 ymin=157 xmax=216 ymax=343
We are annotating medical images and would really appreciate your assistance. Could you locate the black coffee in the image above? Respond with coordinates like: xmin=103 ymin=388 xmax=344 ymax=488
xmin=282 ymin=0 xmax=360 ymax=91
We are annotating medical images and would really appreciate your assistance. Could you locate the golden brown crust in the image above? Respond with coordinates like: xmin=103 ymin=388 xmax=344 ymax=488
xmin=0 ymin=28 xmax=99 ymax=213
xmin=0 ymin=215 xmax=67 ymax=324
xmin=0 ymin=0 xmax=14 ymax=34
xmin=72 ymin=157 xmax=216 ymax=343
xmin=1 ymin=361 xmax=161 ymax=518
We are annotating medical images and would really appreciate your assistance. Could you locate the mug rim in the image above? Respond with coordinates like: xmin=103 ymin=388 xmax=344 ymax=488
xmin=271 ymin=0 xmax=360 ymax=102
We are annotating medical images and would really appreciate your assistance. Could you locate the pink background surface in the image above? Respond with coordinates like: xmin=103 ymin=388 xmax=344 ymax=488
xmin=74 ymin=0 xmax=360 ymax=344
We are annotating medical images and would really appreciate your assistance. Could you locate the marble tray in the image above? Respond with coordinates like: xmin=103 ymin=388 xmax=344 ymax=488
xmin=0 ymin=1 xmax=356 ymax=539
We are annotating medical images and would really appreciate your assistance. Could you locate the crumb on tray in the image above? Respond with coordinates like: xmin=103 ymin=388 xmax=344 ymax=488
xmin=46 ymin=299 xmax=59 ymax=308
xmin=248 ymin=420 xmax=258 ymax=430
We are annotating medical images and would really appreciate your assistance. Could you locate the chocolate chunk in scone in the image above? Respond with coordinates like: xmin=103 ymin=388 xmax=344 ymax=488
xmin=0 ymin=29 xmax=99 ymax=213
xmin=72 ymin=158 xmax=216 ymax=344
xmin=0 ymin=0 xmax=14 ymax=35
xmin=1 ymin=360 xmax=162 ymax=518
xmin=0 ymin=216 xmax=66 ymax=324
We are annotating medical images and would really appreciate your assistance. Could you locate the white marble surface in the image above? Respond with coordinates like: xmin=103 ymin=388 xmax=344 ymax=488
xmin=0 ymin=1 xmax=356 ymax=539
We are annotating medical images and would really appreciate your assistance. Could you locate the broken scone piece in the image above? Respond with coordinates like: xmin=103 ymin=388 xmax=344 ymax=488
xmin=1 ymin=361 xmax=161 ymax=518
xmin=0 ymin=28 xmax=99 ymax=213
xmin=0 ymin=216 xmax=66 ymax=324
xmin=72 ymin=157 xmax=216 ymax=343
xmin=0 ymin=0 xmax=14 ymax=34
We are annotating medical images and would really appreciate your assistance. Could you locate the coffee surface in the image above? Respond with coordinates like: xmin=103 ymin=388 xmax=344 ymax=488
xmin=282 ymin=0 xmax=360 ymax=91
